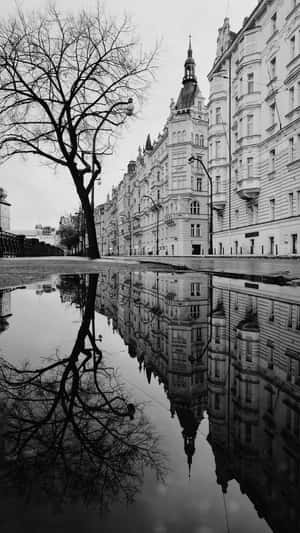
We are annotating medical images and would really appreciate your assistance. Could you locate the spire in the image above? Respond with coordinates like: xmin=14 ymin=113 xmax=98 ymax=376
xmin=145 ymin=133 xmax=153 ymax=152
xmin=183 ymin=35 xmax=197 ymax=85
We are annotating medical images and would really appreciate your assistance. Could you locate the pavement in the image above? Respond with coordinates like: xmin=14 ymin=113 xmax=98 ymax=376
xmin=0 ymin=255 xmax=300 ymax=289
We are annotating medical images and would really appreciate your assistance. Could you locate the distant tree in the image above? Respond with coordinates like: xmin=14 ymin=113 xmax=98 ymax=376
xmin=0 ymin=5 xmax=158 ymax=258
xmin=59 ymin=223 xmax=79 ymax=253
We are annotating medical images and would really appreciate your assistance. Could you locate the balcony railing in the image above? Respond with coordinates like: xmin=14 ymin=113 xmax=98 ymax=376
xmin=237 ymin=177 xmax=260 ymax=200
xmin=164 ymin=215 xmax=176 ymax=225
xmin=212 ymin=191 xmax=226 ymax=211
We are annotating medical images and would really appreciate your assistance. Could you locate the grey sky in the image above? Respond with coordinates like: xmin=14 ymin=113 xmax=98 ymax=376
xmin=1 ymin=0 xmax=257 ymax=230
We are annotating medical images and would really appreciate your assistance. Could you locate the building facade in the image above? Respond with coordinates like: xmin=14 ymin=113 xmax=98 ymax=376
xmin=95 ymin=40 xmax=209 ymax=256
xmin=0 ymin=188 xmax=11 ymax=232
xmin=208 ymin=0 xmax=300 ymax=256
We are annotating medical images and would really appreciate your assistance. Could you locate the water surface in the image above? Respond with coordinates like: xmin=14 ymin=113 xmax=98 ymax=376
xmin=0 ymin=270 xmax=299 ymax=533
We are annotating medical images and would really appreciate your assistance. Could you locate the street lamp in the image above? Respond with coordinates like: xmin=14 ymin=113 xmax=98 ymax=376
xmin=142 ymin=195 xmax=161 ymax=256
xmin=188 ymin=156 xmax=213 ymax=256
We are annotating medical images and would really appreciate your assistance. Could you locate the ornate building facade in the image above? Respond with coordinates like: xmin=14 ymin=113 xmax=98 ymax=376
xmin=208 ymin=0 xmax=300 ymax=256
xmin=95 ymin=40 xmax=209 ymax=256
xmin=0 ymin=188 xmax=10 ymax=232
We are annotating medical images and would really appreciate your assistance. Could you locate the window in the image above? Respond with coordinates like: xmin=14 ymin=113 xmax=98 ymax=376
xmin=215 ymin=140 xmax=221 ymax=158
xmin=247 ymin=157 xmax=254 ymax=177
xmin=270 ymin=149 xmax=276 ymax=172
xmin=190 ymin=201 xmax=200 ymax=214
xmin=289 ymin=86 xmax=295 ymax=110
xmin=270 ymin=56 xmax=277 ymax=79
xmin=215 ymin=326 xmax=220 ymax=344
xmin=247 ymin=114 xmax=254 ymax=136
xmin=290 ymin=35 xmax=296 ymax=58
xmin=191 ymin=224 xmax=195 ymax=237
xmin=195 ymin=134 xmax=199 ymax=145
xmin=270 ymin=102 xmax=276 ymax=125
xmin=289 ymin=192 xmax=295 ymax=215
xmin=235 ymin=209 xmax=239 ymax=222
xmin=216 ymin=107 xmax=222 ymax=124
xmin=288 ymin=305 xmax=293 ymax=327
xmin=246 ymin=341 xmax=252 ymax=362
xmin=289 ymin=136 xmax=295 ymax=161
xmin=270 ymin=198 xmax=275 ymax=219
xmin=196 ymin=224 xmax=201 ymax=237
xmin=196 ymin=177 xmax=202 ymax=191
xmin=246 ymin=381 xmax=252 ymax=403
xmin=247 ymin=72 xmax=254 ymax=93
xmin=199 ymin=135 xmax=204 ymax=147
xmin=191 ymin=282 xmax=201 ymax=296
xmin=271 ymin=12 xmax=277 ymax=34
xmin=215 ymin=176 xmax=221 ymax=193
xmin=269 ymin=301 xmax=275 ymax=321
xmin=239 ymin=117 xmax=243 ymax=138
xmin=245 ymin=422 xmax=252 ymax=443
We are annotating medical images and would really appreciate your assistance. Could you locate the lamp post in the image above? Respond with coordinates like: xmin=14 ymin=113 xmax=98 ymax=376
xmin=142 ymin=195 xmax=161 ymax=256
xmin=188 ymin=156 xmax=213 ymax=256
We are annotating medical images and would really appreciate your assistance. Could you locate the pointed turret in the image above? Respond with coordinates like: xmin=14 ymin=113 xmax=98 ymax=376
xmin=183 ymin=35 xmax=197 ymax=85
xmin=175 ymin=37 xmax=200 ymax=112
xmin=145 ymin=133 xmax=153 ymax=152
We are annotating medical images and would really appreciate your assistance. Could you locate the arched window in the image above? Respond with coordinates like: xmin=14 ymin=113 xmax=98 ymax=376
xmin=173 ymin=132 xmax=176 ymax=143
xmin=190 ymin=201 xmax=200 ymax=215
xmin=178 ymin=131 xmax=182 ymax=143
xmin=199 ymin=135 xmax=204 ymax=147
xmin=195 ymin=134 xmax=199 ymax=145
xmin=170 ymin=203 xmax=173 ymax=213
xmin=182 ymin=130 xmax=186 ymax=141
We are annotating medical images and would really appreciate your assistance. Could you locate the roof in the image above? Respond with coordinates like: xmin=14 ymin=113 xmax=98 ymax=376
xmin=175 ymin=82 xmax=199 ymax=111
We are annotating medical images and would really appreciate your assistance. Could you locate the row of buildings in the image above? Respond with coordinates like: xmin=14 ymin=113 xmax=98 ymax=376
xmin=95 ymin=0 xmax=300 ymax=257
xmin=94 ymin=269 xmax=300 ymax=532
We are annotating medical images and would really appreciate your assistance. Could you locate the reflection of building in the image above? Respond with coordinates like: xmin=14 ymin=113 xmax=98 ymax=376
xmin=95 ymin=39 xmax=209 ymax=257
xmin=0 ymin=289 xmax=12 ymax=333
xmin=208 ymin=3 xmax=300 ymax=256
xmin=208 ymin=277 xmax=300 ymax=532
xmin=95 ymin=269 xmax=300 ymax=528
xmin=95 ymin=270 xmax=209 ymax=473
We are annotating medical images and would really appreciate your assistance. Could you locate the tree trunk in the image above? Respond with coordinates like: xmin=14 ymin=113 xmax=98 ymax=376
xmin=81 ymin=195 xmax=100 ymax=259
xmin=72 ymin=171 xmax=100 ymax=259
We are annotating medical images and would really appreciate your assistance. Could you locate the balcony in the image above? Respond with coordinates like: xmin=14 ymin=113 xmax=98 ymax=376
xmin=212 ymin=191 xmax=226 ymax=211
xmin=165 ymin=215 xmax=176 ymax=226
xmin=236 ymin=177 xmax=260 ymax=200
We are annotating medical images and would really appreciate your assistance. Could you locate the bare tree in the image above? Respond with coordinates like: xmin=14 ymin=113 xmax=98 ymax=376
xmin=0 ymin=274 xmax=166 ymax=511
xmin=0 ymin=5 xmax=158 ymax=258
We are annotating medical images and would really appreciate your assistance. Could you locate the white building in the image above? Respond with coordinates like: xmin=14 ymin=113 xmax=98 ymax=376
xmin=0 ymin=188 xmax=11 ymax=232
xmin=96 ymin=40 xmax=209 ymax=256
xmin=208 ymin=0 xmax=300 ymax=256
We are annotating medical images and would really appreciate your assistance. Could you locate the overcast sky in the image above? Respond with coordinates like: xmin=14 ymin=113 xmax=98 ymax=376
xmin=1 ymin=0 xmax=257 ymax=230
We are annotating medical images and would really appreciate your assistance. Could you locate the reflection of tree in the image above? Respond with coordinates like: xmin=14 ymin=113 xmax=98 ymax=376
xmin=0 ymin=274 xmax=165 ymax=512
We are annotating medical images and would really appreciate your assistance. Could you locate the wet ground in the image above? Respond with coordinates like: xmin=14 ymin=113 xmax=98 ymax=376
xmin=0 ymin=268 xmax=299 ymax=533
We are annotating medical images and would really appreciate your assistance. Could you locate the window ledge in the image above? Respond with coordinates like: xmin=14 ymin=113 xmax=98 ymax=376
xmin=266 ymin=29 xmax=279 ymax=45
xmin=286 ymin=4 xmax=300 ymax=21
xmin=286 ymin=53 xmax=300 ymax=70
xmin=287 ymin=157 xmax=300 ymax=168
xmin=266 ymin=76 xmax=278 ymax=88
xmin=285 ymin=105 xmax=300 ymax=119
xmin=266 ymin=123 xmax=277 ymax=133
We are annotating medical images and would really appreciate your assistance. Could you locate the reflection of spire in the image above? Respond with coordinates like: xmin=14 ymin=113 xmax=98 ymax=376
xmin=146 ymin=366 xmax=152 ymax=384
xmin=176 ymin=406 xmax=199 ymax=478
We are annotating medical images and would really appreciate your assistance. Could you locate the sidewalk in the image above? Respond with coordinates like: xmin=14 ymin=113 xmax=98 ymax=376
xmin=1 ymin=255 xmax=300 ymax=288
